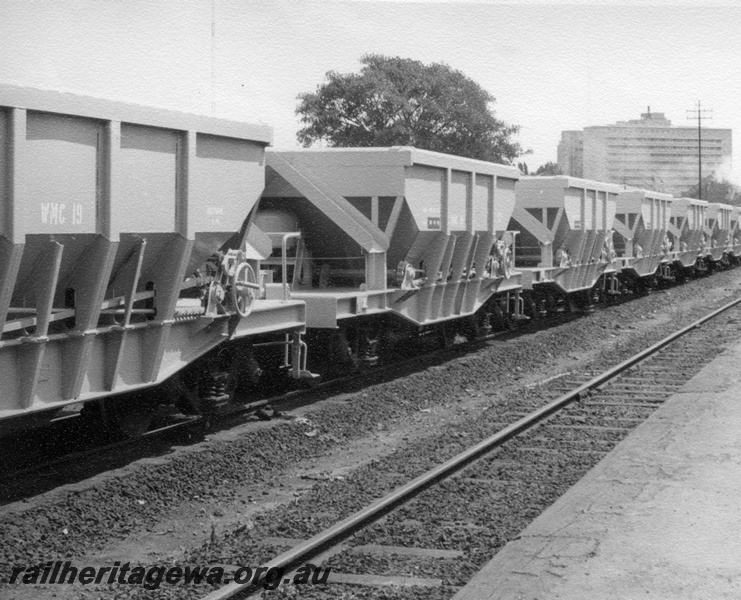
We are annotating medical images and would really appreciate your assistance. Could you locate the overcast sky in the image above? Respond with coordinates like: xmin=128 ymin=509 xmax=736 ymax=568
xmin=2 ymin=1 xmax=740 ymax=178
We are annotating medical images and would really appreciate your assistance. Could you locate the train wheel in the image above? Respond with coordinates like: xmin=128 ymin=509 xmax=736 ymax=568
xmin=437 ymin=322 xmax=456 ymax=349
xmin=378 ymin=328 xmax=397 ymax=359
xmin=101 ymin=393 xmax=158 ymax=439
xmin=524 ymin=296 xmax=540 ymax=322
xmin=583 ymin=290 xmax=597 ymax=313
xmin=165 ymin=371 xmax=202 ymax=416
xmin=307 ymin=330 xmax=358 ymax=377
xmin=379 ymin=324 xmax=418 ymax=361
xmin=566 ymin=294 xmax=579 ymax=313
xmin=489 ymin=302 xmax=509 ymax=331
xmin=334 ymin=330 xmax=360 ymax=374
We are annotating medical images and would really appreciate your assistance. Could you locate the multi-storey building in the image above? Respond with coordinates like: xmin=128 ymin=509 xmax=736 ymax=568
xmin=557 ymin=109 xmax=732 ymax=196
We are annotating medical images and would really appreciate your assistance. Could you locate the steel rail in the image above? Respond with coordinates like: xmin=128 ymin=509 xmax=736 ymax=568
xmin=0 ymin=257 xmax=657 ymax=483
xmin=0 ymin=416 xmax=202 ymax=482
xmin=2 ymin=328 xmax=473 ymax=484
xmin=203 ymin=293 xmax=741 ymax=600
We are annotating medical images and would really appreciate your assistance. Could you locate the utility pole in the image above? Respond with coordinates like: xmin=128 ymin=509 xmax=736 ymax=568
xmin=687 ymin=101 xmax=713 ymax=200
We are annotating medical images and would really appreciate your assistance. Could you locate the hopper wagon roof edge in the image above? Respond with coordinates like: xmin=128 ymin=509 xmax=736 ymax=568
xmin=706 ymin=202 xmax=734 ymax=211
xmin=617 ymin=188 xmax=675 ymax=201
xmin=267 ymin=146 xmax=520 ymax=179
xmin=673 ymin=197 xmax=709 ymax=206
xmin=399 ymin=147 xmax=521 ymax=178
xmin=0 ymin=83 xmax=272 ymax=143
xmin=517 ymin=175 xmax=622 ymax=193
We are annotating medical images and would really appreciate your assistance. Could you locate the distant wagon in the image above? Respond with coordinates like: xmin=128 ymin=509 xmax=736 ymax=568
xmin=704 ymin=202 xmax=733 ymax=267
xmin=510 ymin=176 xmax=619 ymax=314
xmin=729 ymin=206 xmax=741 ymax=263
xmin=669 ymin=197 xmax=708 ymax=273
xmin=613 ymin=188 xmax=673 ymax=289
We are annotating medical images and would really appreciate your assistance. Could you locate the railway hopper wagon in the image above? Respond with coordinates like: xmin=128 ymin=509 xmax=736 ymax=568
xmin=613 ymin=189 xmax=673 ymax=289
xmin=0 ymin=85 xmax=311 ymax=438
xmin=727 ymin=205 xmax=741 ymax=264
xmin=668 ymin=197 xmax=708 ymax=277
xmin=509 ymin=176 xmax=619 ymax=315
xmin=256 ymin=147 xmax=523 ymax=372
xmin=704 ymin=202 xmax=734 ymax=268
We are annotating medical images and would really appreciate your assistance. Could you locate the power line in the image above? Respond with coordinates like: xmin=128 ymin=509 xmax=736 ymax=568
xmin=211 ymin=0 xmax=216 ymax=114
xmin=687 ymin=101 xmax=713 ymax=200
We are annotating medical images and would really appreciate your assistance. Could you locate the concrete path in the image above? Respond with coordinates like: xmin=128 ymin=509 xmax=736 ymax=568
xmin=454 ymin=339 xmax=741 ymax=600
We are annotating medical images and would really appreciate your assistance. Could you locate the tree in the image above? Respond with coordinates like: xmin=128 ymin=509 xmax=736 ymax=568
xmin=683 ymin=175 xmax=741 ymax=205
xmin=296 ymin=55 xmax=525 ymax=164
xmin=534 ymin=161 xmax=562 ymax=176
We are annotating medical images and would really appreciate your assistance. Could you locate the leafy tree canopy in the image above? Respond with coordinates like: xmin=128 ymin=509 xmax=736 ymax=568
xmin=683 ymin=175 xmax=741 ymax=205
xmin=296 ymin=55 xmax=525 ymax=164
xmin=534 ymin=161 xmax=563 ymax=176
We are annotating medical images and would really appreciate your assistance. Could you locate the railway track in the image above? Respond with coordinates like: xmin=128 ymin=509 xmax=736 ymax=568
xmin=0 ymin=334 xmax=487 ymax=502
xmin=0 ymin=272 xmax=715 ymax=504
xmin=198 ymin=294 xmax=741 ymax=600
xmin=1 ymin=274 xmax=739 ymax=600
xmin=1 ymin=245 xmax=719 ymax=492
xmin=0 ymin=297 xmax=585 ymax=498
xmin=0 ymin=267 xmax=698 ymax=492
xmin=6 ymin=254 xmax=657 ymax=491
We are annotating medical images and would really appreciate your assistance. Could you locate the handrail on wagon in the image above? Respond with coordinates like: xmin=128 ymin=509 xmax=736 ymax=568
xmin=100 ymin=290 xmax=155 ymax=310
xmin=281 ymin=233 xmax=302 ymax=301
xmin=2 ymin=289 xmax=159 ymax=335
xmin=2 ymin=308 xmax=76 ymax=335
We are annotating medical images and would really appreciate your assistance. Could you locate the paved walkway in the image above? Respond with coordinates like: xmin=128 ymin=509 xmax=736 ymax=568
xmin=454 ymin=338 xmax=741 ymax=600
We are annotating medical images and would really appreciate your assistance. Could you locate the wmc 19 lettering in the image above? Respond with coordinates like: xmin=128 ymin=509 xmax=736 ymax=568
xmin=40 ymin=203 xmax=84 ymax=226
xmin=8 ymin=561 xmax=331 ymax=591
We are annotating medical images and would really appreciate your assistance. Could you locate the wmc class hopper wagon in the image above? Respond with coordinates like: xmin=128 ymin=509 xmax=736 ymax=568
xmin=509 ymin=176 xmax=619 ymax=314
xmin=669 ymin=197 xmax=708 ymax=276
xmin=256 ymin=147 xmax=523 ymax=372
xmin=704 ymin=201 xmax=734 ymax=269
xmin=612 ymin=188 xmax=673 ymax=290
xmin=0 ymin=85 xmax=310 ymax=437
